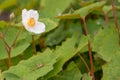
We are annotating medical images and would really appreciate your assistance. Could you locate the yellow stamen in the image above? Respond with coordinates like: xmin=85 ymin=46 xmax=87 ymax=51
xmin=27 ymin=18 xmax=35 ymax=27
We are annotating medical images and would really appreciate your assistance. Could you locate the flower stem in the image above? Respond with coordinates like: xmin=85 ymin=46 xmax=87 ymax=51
xmin=82 ymin=18 xmax=95 ymax=80
xmin=1 ymin=27 xmax=22 ymax=67
xmin=78 ymin=53 xmax=90 ymax=72
xmin=32 ymin=35 xmax=37 ymax=55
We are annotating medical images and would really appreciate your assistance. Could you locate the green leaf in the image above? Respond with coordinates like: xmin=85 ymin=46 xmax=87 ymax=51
xmin=79 ymin=1 xmax=94 ymax=7
xmin=3 ymin=49 xmax=57 ymax=80
xmin=86 ymin=19 xmax=102 ymax=36
xmin=102 ymin=5 xmax=112 ymax=14
xmin=40 ymin=34 xmax=88 ymax=80
xmin=57 ymin=1 xmax=105 ymax=19
xmin=0 ymin=38 xmax=30 ymax=60
xmin=22 ymin=46 xmax=34 ymax=59
xmin=10 ymin=41 xmax=30 ymax=58
xmin=3 ymin=73 xmax=21 ymax=80
xmin=102 ymin=49 xmax=120 ymax=80
xmin=45 ymin=24 xmax=66 ymax=46
xmin=39 ymin=18 xmax=57 ymax=32
xmin=82 ymin=73 xmax=92 ymax=80
xmin=40 ymin=0 xmax=73 ymax=22
xmin=0 ymin=27 xmax=31 ymax=60
xmin=0 ymin=60 xmax=8 ymax=71
xmin=92 ymin=27 xmax=119 ymax=62
xmin=49 ymin=62 xmax=82 ymax=80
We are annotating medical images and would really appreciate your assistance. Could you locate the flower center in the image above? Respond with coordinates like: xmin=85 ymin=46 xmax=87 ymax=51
xmin=27 ymin=18 xmax=35 ymax=27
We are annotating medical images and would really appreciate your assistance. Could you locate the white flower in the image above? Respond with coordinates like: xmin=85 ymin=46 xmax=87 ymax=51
xmin=22 ymin=9 xmax=45 ymax=34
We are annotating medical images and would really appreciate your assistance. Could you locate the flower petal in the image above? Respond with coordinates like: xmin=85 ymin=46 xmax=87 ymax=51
xmin=22 ymin=9 xmax=28 ymax=20
xmin=22 ymin=9 xmax=45 ymax=34
xmin=27 ymin=9 xmax=39 ymax=21
xmin=25 ymin=22 xmax=45 ymax=34
xmin=22 ymin=9 xmax=39 ymax=28
xmin=22 ymin=9 xmax=29 ymax=26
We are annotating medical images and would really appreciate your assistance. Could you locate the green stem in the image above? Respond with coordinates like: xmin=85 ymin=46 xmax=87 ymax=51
xmin=82 ymin=18 xmax=95 ymax=80
xmin=78 ymin=53 xmax=90 ymax=72
xmin=32 ymin=35 xmax=37 ymax=55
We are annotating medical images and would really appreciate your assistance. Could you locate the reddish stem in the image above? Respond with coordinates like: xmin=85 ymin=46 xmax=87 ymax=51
xmin=104 ymin=12 xmax=109 ymax=24
xmin=11 ymin=27 xmax=22 ymax=48
xmin=2 ymin=37 xmax=10 ymax=49
xmin=2 ymin=37 xmax=12 ymax=66
xmin=1 ymin=27 xmax=22 ymax=67
xmin=82 ymin=18 xmax=95 ymax=80
xmin=39 ymin=37 xmax=45 ymax=50
xmin=3 ymin=39 xmax=12 ymax=66
xmin=8 ymin=49 xmax=12 ymax=66
xmin=111 ymin=0 xmax=119 ymax=31
xmin=110 ymin=0 xmax=120 ymax=44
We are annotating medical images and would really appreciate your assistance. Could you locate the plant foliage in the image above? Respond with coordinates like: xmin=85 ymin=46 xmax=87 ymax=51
xmin=0 ymin=0 xmax=120 ymax=80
